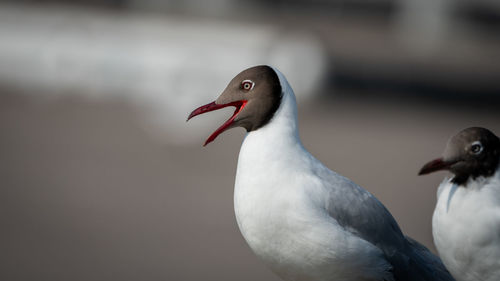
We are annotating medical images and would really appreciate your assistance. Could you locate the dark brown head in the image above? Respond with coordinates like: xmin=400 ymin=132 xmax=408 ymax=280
xmin=419 ymin=127 xmax=500 ymax=185
xmin=187 ymin=65 xmax=282 ymax=146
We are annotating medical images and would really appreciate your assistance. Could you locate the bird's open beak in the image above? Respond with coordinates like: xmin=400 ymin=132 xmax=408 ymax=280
xmin=418 ymin=157 xmax=458 ymax=175
xmin=187 ymin=100 xmax=247 ymax=146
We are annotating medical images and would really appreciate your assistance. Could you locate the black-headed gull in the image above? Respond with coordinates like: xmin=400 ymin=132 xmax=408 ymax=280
xmin=419 ymin=127 xmax=500 ymax=281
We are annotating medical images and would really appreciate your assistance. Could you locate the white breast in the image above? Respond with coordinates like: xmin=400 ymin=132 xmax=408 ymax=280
xmin=432 ymin=169 xmax=500 ymax=281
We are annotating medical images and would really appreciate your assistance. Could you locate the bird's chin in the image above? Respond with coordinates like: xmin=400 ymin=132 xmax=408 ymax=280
xmin=187 ymin=100 xmax=247 ymax=146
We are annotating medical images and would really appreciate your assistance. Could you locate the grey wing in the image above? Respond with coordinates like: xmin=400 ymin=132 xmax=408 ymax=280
xmin=320 ymin=170 xmax=455 ymax=281
xmin=321 ymin=171 xmax=409 ymax=262
xmin=403 ymin=236 xmax=455 ymax=281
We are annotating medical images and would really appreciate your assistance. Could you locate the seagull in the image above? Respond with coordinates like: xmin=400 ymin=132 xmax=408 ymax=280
xmin=188 ymin=65 xmax=454 ymax=281
xmin=419 ymin=127 xmax=500 ymax=281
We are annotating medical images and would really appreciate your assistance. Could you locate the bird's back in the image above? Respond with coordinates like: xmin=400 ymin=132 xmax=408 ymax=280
xmin=317 ymin=165 xmax=455 ymax=281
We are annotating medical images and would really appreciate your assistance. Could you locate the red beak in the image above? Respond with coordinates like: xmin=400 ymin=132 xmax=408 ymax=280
xmin=187 ymin=100 xmax=247 ymax=146
xmin=418 ymin=157 xmax=457 ymax=175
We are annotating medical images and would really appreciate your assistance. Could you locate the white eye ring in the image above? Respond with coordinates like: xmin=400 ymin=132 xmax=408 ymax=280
xmin=242 ymin=80 xmax=255 ymax=91
xmin=470 ymin=141 xmax=483 ymax=154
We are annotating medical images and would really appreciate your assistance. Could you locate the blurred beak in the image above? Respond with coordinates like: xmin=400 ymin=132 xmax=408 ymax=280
xmin=418 ymin=157 xmax=457 ymax=175
xmin=187 ymin=100 xmax=247 ymax=146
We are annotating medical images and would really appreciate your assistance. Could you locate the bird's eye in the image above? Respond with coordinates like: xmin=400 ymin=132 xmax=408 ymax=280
xmin=470 ymin=141 xmax=483 ymax=154
xmin=241 ymin=80 xmax=255 ymax=91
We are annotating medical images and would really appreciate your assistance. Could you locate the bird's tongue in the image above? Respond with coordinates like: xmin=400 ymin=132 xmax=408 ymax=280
xmin=187 ymin=100 xmax=247 ymax=146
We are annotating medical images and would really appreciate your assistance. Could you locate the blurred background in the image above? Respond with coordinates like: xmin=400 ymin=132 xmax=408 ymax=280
xmin=1 ymin=0 xmax=499 ymax=280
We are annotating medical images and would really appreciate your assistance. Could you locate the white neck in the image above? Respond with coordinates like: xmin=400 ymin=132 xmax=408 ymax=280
xmin=238 ymin=68 xmax=304 ymax=160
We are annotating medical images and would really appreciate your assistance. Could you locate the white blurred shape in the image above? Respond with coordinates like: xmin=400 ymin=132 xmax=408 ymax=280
xmin=0 ymin=4 xmax=327 ymax=145
xmin=396 ymin=0 xmax=451 ymax=54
